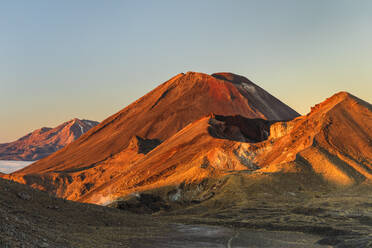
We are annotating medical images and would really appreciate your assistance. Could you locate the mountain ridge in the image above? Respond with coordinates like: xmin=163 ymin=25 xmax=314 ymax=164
xmin=0 ymin=118 xmax=99 ymax=161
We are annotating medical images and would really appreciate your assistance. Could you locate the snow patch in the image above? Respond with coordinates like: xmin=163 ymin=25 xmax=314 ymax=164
xmin=242 ymin=83 xmax=257 ymax=94
xmin=77 ymin=123 xmax=85 ymax=134
xmin=84 ymin=121 xmax=93 ymax=127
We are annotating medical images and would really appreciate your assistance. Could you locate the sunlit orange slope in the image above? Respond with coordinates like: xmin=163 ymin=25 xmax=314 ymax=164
xmin=243 ymin=92 xmax=372 ymax=185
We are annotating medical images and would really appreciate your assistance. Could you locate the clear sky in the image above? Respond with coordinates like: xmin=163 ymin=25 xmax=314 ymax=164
xmin=1 ymin=0 xmax=371 ymax=143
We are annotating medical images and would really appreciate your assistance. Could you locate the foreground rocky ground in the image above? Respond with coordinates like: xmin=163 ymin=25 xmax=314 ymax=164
xmin=1 ymin=173 xmax=372 ymax=248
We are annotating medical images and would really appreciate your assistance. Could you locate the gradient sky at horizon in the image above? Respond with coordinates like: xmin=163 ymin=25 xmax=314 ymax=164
xmin=1 ymin=0 xmax=371 ymax=143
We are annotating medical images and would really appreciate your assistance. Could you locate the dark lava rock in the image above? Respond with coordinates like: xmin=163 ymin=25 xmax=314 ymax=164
xmin=17 ymin=192 xmax=32 ymax=201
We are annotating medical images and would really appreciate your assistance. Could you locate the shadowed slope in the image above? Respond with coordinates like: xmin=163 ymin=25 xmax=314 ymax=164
xmin=3 ymin=177 xmax=371 ymax=248
xmin=211 ymin=72 xmax=298 ymax=120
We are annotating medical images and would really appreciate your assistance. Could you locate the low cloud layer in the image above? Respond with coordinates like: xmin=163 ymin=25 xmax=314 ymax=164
xmin=0 ymin=160 xmax=35 ymax=174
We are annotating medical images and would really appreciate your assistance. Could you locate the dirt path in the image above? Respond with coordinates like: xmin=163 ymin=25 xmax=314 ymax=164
xmin=127 ymin=224 xmax=326 ymax=248
xmin=227 ymin=231 xmax=239 ymax=248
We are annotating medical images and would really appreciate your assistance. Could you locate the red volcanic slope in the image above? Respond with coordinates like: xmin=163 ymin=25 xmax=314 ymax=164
xmin=0 ymin=119 xmax=99 ymax=161
xmin=15 ymin=72 xmax=299 ymax=174
xmin=243 ymin=92 xmax=372 ymax=185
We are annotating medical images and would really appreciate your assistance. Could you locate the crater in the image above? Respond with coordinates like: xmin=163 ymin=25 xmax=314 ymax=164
xmin=208 ymin=114 xmax=275 ymax=142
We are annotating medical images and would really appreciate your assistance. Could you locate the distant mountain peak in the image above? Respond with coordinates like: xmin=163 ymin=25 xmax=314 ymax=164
xmin=0 ymin=118 xmax=99 ymax=161
xmin=309 ymin=91 xmax=371 ymax=116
